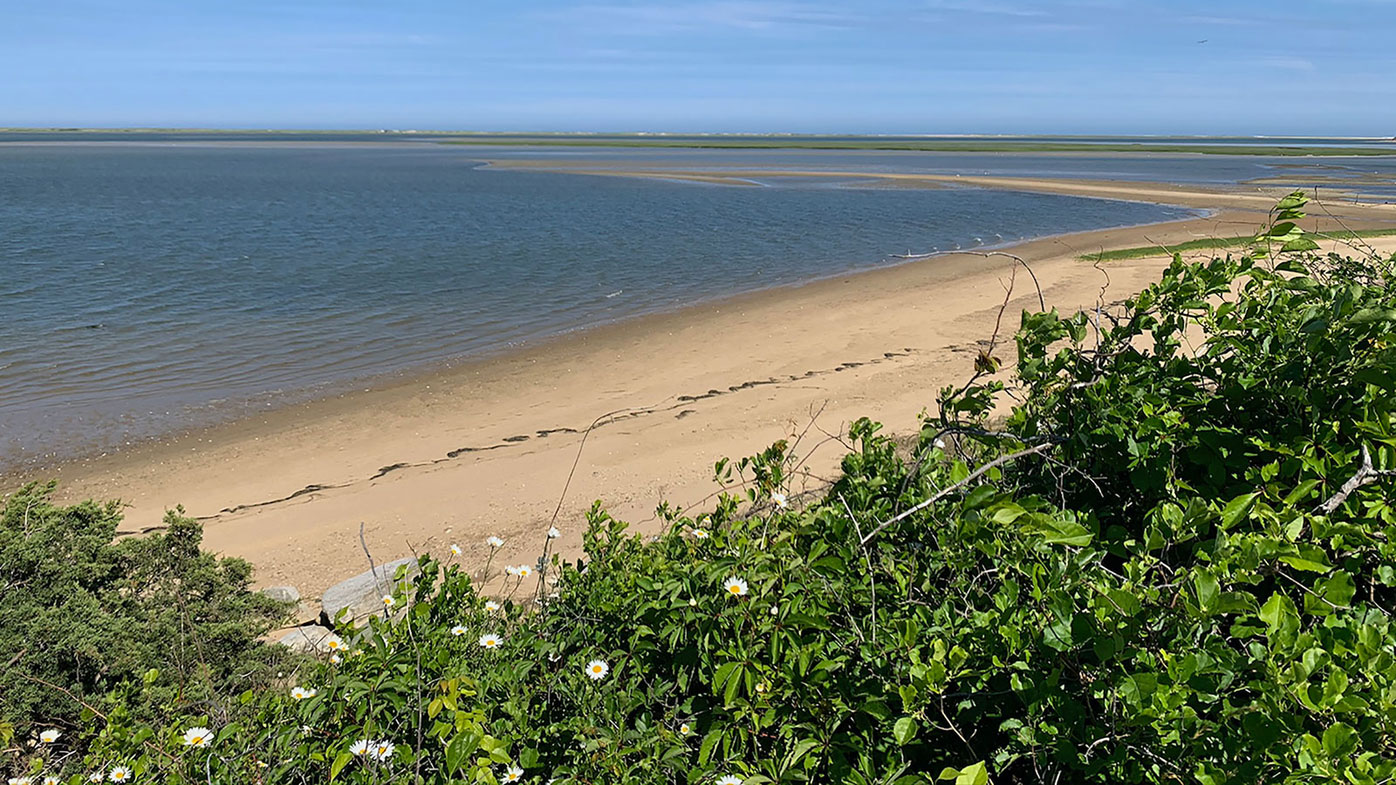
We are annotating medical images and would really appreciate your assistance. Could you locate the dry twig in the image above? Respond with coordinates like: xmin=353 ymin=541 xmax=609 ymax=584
xmin=861 ymin=441 xmax=1058 ymax=546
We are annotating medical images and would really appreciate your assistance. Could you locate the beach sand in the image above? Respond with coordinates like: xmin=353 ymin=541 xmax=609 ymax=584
xmin=14 ymin=176 xmax=1396 ymax=600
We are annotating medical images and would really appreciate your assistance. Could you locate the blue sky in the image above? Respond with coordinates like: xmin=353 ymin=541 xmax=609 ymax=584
xmin=4 ymin=0 xmax=1395 ymax=134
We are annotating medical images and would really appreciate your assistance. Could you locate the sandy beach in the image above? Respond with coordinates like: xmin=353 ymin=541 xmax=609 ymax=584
xmin=15 ymin=175 xmax=1396 ymax=600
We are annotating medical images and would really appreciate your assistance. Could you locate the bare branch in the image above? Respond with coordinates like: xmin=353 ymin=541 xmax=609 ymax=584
xmin=861 ymin=441 xmax=1058 ymax=546
xmin=956 ymin=250 xmax=1046 ymax=311
xmin=1317 ymin=444 xmax=1396 ymax=515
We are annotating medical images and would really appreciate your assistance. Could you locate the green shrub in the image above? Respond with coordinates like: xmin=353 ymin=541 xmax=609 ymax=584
xmin=0 ymin=485 xmax=290 ymax=768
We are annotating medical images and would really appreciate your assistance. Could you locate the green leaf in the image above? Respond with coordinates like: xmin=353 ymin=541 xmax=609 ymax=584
xmin=893 ymin=716 xmax=917 ymax=746
xmin=712 ymin=661 xmax=739 ymax=694
xmin=1220 ymin=492 xmax=1259 ymax=529
xmin=329 ymin=752 xmax=352 ymax=783
xmin=990 ymin=502 xmax=1026 ymax=524
xmin=1259 ymin=592 xmax=1300 ymax=645
xmin=1282 ymin=479 xmax=1320 ymax=505
xmin=785 ymin=738 xmax=822 ymax=767
xmin=1352 ymin=307 xmax=1396 ymax=323
xmin=1279 ymin=546 xmax=1331 ymax=573
xmin=1194 ymin=571 xmax=1219 ymax=614
xmin=446 ymin=730 xmax=481 ymax=772
xmin=698 ymin=729 xmax=723 ymax=766
xmin=1024 ymin=514 xmax=1093 ymax=547
xmin=1320 ymin=572 xmax=1356 ymax=607
xmin=1323 ymin=722 xmax=1357 ymax=757
xmin=1120 ymin=672 xmax=1157 ymax=708
xmin=957 ymin=761 xmax=990 ymax=785
xmin=1323 ymin=669 xmax=1350 ymax=707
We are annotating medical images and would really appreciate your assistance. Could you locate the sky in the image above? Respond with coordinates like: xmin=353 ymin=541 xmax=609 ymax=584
xmin=4 ymin=0 xmax=1395 ymax=135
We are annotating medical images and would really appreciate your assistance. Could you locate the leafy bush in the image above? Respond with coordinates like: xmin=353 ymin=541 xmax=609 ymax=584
xmin=0 ymin=484 xmax=290 ymax=767
xmin=7 ymin=194 xmax=1394 ymax=784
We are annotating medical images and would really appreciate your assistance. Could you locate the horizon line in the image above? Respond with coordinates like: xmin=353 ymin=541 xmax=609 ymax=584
xmin=3 ymin=127 xmax=1394 ymax=141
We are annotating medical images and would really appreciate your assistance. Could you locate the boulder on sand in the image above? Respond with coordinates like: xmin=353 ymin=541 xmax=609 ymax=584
xmin=275 ymin=626 xmax=344 ymax=654
xmin=260 ymin=585 xmax=301 ymax=604
xmin=320 ymin=556 xmax=418 ymax=624
xmin=260 ymin=585 xmax=319 ymax=625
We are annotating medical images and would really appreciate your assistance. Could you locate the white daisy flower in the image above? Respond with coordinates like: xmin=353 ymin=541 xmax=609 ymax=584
xmin=487 ymin=536 xmax=505 ymax=548
xmin=326 ymin=638 xmax=344 ymax=651
xmin=44 ymin=777 xmax=61 ymax=785
xmin=547 ymin=526 xmax=561 ymax=539
xmin=934 ymin=438 xmax=947 ymax=449
xmin=755 ymin=682 xmax=769 ymax=694
xmin=108 ymin=768 xmax=132 ymax=783
xmin=290 ymin=686 xmax=316 ymax=700
xmin=88 ymin=775 xmax=104 ymax=784
xmin=692 ymin=528 xmax=709 ymax=539
xmin=679 ymin=722 xmax=692 ymax=735
xmin=505 ymin=565 xmax=519 ymax=577
xmin=485 ymin=600 xmax=500 ymax=613
xmin=301 ymin=725 xmax=314 ymax=736
xmin=350 ymin=739 xmax=371 ymax=756
xmin=330 ymin=653 xmax=343 ymax=665
xmin=369 ymin=741 xmax=395 ymax=762
xmin=771 ymin=491 xmax=788 ymax=510
xmin=723 ymin=577 xmax=749 ymax=597
xmin=688 ymin=598 xmax=698 ymax=607
xmin=479 ymin=633 xmax=502 ymax=649
xmin=182 ymin=726 xmax=213 ymax=747
xmin=9 ymin=778 xmax=32 ymax=785
xmin=515 ymin=565 xmax=533 ymax=579
xmin=502 ymin=765 xmax=524 ymax=782
xmin=38 ymin=729 xmax=60 ymax=743
xmin=451 ymin=624 xmax=467 ymax=636
xmin=770 ymin=606 xmax=779 ymax=615
xmin=585 ymin=659 xmax=610 ymax=681
xmin=450 ymin=543 xmax=462 ymax=555
xmin=381 ymin=595 xmax=396 ymax=609
xmin=716 ymin=777 xmax=743 ymax=785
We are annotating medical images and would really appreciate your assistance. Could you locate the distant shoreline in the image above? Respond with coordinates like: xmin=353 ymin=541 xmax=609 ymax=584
xmin=2 ymin=129 xmax=1394 ymax=156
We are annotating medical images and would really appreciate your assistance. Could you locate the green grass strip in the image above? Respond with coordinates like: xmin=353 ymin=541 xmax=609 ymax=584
xmin=441 ymin=138 xmax=1396 ymax=157
xmin=1080 ymin=229 xmax=1396 ymax=261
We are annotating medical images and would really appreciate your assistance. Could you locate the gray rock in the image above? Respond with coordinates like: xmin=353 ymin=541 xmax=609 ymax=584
xmin=320 ymin=556 xmax=418 ymax=624
xmin=260 ymin=585 xmax=301 ymax=604
xmin=275 ymin=626 xmax=344 ymax=654
xmin=290 ymin=602 xmax=321 ymax=626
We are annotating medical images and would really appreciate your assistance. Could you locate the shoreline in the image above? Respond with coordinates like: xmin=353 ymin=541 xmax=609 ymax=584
xmin=2 ymin=204 xmax=1205 ymax=483
xmin=11 ymin=176 xmax=1396 ymax=601
xmin=0 ymin=172 xmax=1201 ymax=477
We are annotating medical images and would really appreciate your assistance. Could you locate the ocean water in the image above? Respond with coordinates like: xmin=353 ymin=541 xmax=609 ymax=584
xmin=0 ymin=141 xmax=1241 ymax=470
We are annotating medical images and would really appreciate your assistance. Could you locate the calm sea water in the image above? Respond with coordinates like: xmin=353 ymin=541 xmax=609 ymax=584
xmin=3 ymin=139 xmax=1364 ymax=470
